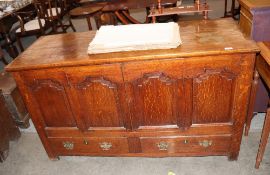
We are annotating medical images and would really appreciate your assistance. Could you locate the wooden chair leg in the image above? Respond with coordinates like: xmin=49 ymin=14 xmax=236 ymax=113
xmin=58 ymin=20 xmax=67 ymax=33
xmin=230 ymin=0 xmax=236 ymax=17
xmin=224 ymin=0 xmax=228 ymax=17
xmin=1 ymin=57 xmax=8 ymax=65
xmin=86 ymin=17 xmax=93 ymax=30
xmin=16 ymin=36 xmax=24 ymax=52
xmin=69 ymin=18 xmax=76 ymax=32
xmin=245 ymin=70 xmax=259 ymax=136
xmin=51 ymin=21 xmax=58 ymax=34
xmin=255 ymin=106 xmax=270 ymax=169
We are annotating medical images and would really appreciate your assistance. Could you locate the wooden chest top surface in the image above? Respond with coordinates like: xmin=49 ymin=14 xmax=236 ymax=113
xmin=6 ymin=19 xmax=259 ymax=71
xmin=238 ymin=0 xmax=270 ymax=10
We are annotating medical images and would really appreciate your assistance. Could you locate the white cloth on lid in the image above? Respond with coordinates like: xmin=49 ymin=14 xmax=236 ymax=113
xmin=88 ymin=22 xmax=182 ymax=54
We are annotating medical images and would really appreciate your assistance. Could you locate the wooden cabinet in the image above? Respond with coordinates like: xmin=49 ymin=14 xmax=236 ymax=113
xmin=0 ymin=71 xmax=29 ymax=128
xmin=6 ymin=19 xmax=259 ymax=160
xmin=0 ymin=90 xmax=21 ymax=162
xmin=238 ymin=0 xmax=270 ymax=38
xmin=238 ymin=0 xmax=270 ymax=135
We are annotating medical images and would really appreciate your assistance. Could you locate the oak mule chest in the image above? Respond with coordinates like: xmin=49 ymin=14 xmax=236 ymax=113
xmin=6 ymin=19 xmax=259 ymax=160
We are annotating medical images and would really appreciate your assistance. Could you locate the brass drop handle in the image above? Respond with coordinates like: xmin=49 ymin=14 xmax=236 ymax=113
xmin=183 ymin=139 xmax=188 ymax=144
xmin=99 ymin=142 xmax=112 ymax=151
xmin=63 ymin=141 xmax=74 ymax=150
xmin=157 ymin=142 xmax=169 ymax=150
xmin=199 ymin=140 xmax=212 ymax=148
xmin=84 ymin=139 xmax=89 ymax=145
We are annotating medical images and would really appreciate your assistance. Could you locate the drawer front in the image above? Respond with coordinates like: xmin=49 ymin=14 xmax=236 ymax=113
xmin=140 ymin=136 xmax=231 ymax=154
xmin=49 ymin=137 xmax=129 ymax=155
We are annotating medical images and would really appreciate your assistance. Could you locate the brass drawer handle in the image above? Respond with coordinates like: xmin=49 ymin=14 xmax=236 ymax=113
xmin=157 ymin=142 xmax=169 ymax=151
xmin=63 ymin=141 xmax=74 ymax=150
xmin=183 ymin=139 xmax=188 ymax=144
xmin=99 ymin=142 xmax=112 ymax=151
xmin=84 ymin=139 xmax=89 ymax=145
xmin=199 ymin=140 xmax=212 ymax=148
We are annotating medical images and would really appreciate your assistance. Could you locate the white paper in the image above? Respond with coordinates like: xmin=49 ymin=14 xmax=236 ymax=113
xmin=88 ymin=22 xmax=182 ymax=54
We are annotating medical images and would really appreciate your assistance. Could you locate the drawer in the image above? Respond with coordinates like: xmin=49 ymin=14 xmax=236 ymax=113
xmin=140 ymin=136 xmax=231 ymax=154
xmin=48 ymin=137 xmax=129 ymax=155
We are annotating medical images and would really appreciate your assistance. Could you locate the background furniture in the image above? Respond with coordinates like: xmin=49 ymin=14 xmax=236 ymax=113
xmin=238 ymin=0 xmax=270 ymax=136
xmin=252 ymin=42 xmax=270 ymax=169
xmin=0 ymin=71 xmax=29 ymax=128
xmin=76 ymin=0 xmax=177 ymax=25
xmin=224 ymin=0 xmax=239 ymax=19
xmin=148 ymin=0 xmax=210 ymax=23
xmin=238 ymin=0 xmax=270 ymax=38
xmin=70 ymin=5 xmax=103 ymax=30
xmin=0 ymin=3 xmax=34 ymax=58
xmin=0 ymin=89 xmax=21 ymax=162
xmin=101 ymin=0 xmax=177 ymax=24
xmin=0 ymin=47 xmax=8 ymax=65
xmin=13 ymin=9 xmax=50 ymax=52
xmin=34 ymin=0 xmax=76 ymax=33
xmin=6 ymin=19 xmax=259 ymax=160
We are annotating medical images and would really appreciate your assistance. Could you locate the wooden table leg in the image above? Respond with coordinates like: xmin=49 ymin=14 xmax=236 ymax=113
xmin=255 ymin=106 xmax=270 ymax=168
xmin=224 ymin=0 xmax=228 ymax=17
xmin=230 ymin=0 xmax=235 ymax=17
xmin=203 ymin=10 xmax=208 ymax=19
xmin=245 ymin=70 xmax=259 ymax=136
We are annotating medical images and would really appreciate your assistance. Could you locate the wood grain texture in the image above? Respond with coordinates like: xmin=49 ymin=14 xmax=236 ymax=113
xmin=49 ymin=137 xmax=129 ymax=155
xmin=123 ymin=59 xmax=184 ymax=130
xmin=65 ymin=64 xmax=127 ymax=131
xmin=239 ymin=6 xmax=253 ymax=38
xmin=244 ymin=70 xmax=259 ymax=136
xmin=140 ymin=135 xmax=231 ymax=154
xmin=22 ymin=70 xmax=76 ymax=127
xmin=238 ymin=0 xmax=270 ymax=38
xmin=258 ymin=42 xmax=270 ymax=66
xmin=5 ymin=19 xmax=259 ymax=71
xmin=238 ymin=0 xmax=270 ymax=10
xmin=5 ymin=19 xmax=258 ymax=160
xmin=193 ymin=69 xmax=236 ymax=124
